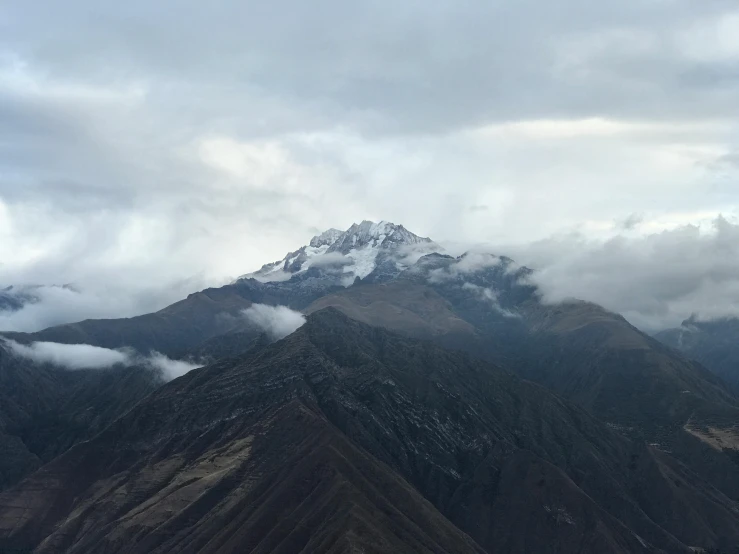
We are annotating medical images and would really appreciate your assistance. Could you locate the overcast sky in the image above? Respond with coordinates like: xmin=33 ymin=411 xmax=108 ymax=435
xmin=1 ymin=0 xmax=739 ymax=331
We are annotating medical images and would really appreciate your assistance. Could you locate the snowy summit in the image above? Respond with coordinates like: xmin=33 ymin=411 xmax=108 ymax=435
xmin=239 ymin=221 xmax=440 ymax=285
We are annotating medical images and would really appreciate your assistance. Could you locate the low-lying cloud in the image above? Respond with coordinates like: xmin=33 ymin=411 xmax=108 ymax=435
xmin=308 ymin=252 xmax=352 ymax=268
xmin=0 ymin=278 xmax=209 ymax=333
xmin=2 ymin=339 xmax=202 ymax=380
xmin=4 ymin=340 xmax=130 ymax=369
xmin=242 ymin=303 xmax=306 ymax=340
xmin=428 ymin=252 xmax=505 ymax=284
xmin=146 ymin=351 xmax=202 ymax=380
xmin=461 ymin=283 xmax=519 ymax=319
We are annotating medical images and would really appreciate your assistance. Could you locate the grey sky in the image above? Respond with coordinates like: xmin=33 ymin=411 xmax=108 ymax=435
xmin=1 ymin=0 xmax=739 ymax=330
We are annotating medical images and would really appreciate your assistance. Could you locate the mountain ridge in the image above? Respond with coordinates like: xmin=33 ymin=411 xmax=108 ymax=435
xmin=5 ymin=309 xmax=735 ymax=552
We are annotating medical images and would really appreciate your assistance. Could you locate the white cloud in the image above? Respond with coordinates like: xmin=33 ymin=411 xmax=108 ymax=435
xmin=507 ymin=216 xmax=739 ymax=331
xmin=0 ymin=279 xmax=210 ymax=333
xmin=471 ymin=118 xmax=724 ymax=140
xmin=2 ymin=339 xmax=202 ymax=380
xmin=307 ymin=251 xmax=352 ymax=268
xmin=461 ymin=283 xmax=519 ymax=318
xmin=2 ymin=339 xmax=130 ymax=369
xmin=428 ymin=252 xmax=503 ymax=283
xmin=242 ymin=304 xmax=306 ymax=340
xmin=146 ymin=351 xmax=202 ymax=380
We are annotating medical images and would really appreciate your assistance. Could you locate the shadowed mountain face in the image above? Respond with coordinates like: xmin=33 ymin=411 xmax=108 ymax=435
xmin=303 ymin=253 xmax=739 ymax=508
xmin=307 ymin=256 xmax=738 ymax=435
xmin=1 ymin=310 xmax=738 ymax=553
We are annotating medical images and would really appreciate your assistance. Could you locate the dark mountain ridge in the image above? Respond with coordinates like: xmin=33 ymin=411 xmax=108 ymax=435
xmin=3 ymin=310 xmax=738 ymax=552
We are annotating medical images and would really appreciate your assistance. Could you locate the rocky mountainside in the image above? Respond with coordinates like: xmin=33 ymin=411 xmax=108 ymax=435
xmin=3 ymin=310 xmax=739 ymax=553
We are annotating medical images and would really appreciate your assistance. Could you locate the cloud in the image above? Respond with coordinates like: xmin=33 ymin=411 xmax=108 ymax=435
xmin=428 ymin=252 xmax=503 ymax=283
xmin=308 ymin=252 xmax=353 ymax=268
xmin=461 ymin=283 xmax=519 ymax=318
xmin=508 ymin=216 xmax=739 ymax=331
xmin=146 ymin=351 xmax=202 ymax=380
xmin=0 ymin=279 xmax=209 ymax=332
xmin=3 ymin=339 xmax=130 ymax=369
xmin=242 ymin=304 xmax=306 ymax=340
xmin=394 ymin=242 xmax=445 ymax=268
xmin=617 ymin=213 xmax=644 ymax=231
xmin=2 ymin=339 xmax=202 ymax=379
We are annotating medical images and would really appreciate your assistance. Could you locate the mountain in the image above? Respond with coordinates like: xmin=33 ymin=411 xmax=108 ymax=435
xmin=4 ymin=309 xmax=739 ymax=553
xmin=308 ymin=251 xmax=736 ymax=430
xmin=303 ymin=250 xmax=739 ymax=504
xmin=657 ymin=316 xmax=739 ymax=388
xmin=240 ymin=220 xmax=438 ymax=285
xmin=0 ymin=222 xmax=436 ymax=357
xmin=3 ymin=221 xmax=739 ymax=550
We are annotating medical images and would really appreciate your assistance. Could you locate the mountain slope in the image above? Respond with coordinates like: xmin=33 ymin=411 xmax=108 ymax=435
xmin=306 ymin=253 xmax=737 ymax=434
xmin=3 ymin=310 xmax=739 ymax=552
xmin=304 ymin=253 xmax=739 ymax=505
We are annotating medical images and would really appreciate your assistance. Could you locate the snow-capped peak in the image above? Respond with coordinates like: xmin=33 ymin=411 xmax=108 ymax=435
xmin=328 ymin=220 xmax=432 ymax=255
xmin=238 ymin=221 xmax=439 ymax=284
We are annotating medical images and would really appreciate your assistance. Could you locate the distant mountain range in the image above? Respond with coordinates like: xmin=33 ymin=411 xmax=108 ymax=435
xmin=657 ymin=316 xmax=739 ymax=387
xmin=2 ymin=221 xmax=739 ymax=553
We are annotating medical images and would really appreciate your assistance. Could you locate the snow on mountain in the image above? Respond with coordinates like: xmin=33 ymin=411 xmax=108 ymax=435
xmin=238 ymin=221 xmax=441 ymax=285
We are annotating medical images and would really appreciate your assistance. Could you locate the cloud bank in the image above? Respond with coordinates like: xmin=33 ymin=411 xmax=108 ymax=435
xmin=507 ymin=216 xmax=739 ymax=331
xmin=242 ymin=304 xmax=306 ymax=340
xmin=0 ymin=278 xmax=212 ymax=333
xmin=2 ymin=339 xmax=202 ymax=380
